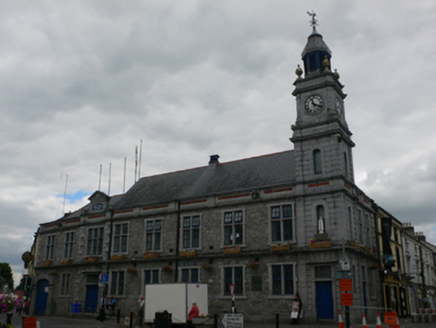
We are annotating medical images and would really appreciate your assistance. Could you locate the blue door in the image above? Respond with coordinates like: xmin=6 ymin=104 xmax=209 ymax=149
xmin=35 ymin=279 xmax=49 ymax=315
xmin=315 ymin=281 xmax=334 ymax=320
xmin=85 ymin=285 xmax=99 ymax=313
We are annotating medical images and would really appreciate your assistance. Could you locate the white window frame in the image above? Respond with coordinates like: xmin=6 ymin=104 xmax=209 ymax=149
xmin=143 ymin=268 xmax=160 ymax=285
xmin=86 ymin=226 xmax=104 ymax=256
xmin=144 ymin=218 xmax=163 ymax=252
xmin=46 ymin=235 xmax=55 ymax=260
xmin=179 ymin=266 xmax=200 ymax=283
xmin=181 ymin=214 xmax=202 ymax=250
xmin=221 ymin=265 xmax=245 ymax=298
xmin=221 ymin=209 xmax=245 ymax=247
xmin=113 ymin=222 xmax=129 ymax=254
xmin=109 ymin=270 xmax=125 ymax=296
xmin=64 ymin=231 xmax=74 ymax=259
xmin=268 ymin=262 xmax=296 ymax=298
xmin=60 ymin=273 xmax=70 ymax=296
xmin=268 ymin=203 xmax=295 ymax=245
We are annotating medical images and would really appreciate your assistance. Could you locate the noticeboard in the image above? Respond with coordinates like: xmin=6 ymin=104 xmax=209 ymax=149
xmin=23 ymin=317 xmax=37 ymax=328
xmin=339 ymin=278 xmax=352 ymax=292
xmin=340 ymin=293 xmax=353 ymax=306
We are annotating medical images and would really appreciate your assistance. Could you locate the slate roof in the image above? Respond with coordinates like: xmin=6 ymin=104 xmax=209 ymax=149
xmin=115 ymin=150 xmax=295 ymax=210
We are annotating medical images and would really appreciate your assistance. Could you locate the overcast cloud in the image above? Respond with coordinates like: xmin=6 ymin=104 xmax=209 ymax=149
xmin=1 ymin=0 xmax=436 ymax=286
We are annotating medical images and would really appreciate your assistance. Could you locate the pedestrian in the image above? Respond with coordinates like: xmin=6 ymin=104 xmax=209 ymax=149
xmin=290 ymin=293 xmax=303 ymax=324
xmin=96 ymin=294 xmax=107 ymax=322
xmin=186 ymin=301 xmax=199 ymax=328
xmin=24 ymin=298 xmax=30 ymax=315
xmin=107 ymin=296 xmax=116 ymax=317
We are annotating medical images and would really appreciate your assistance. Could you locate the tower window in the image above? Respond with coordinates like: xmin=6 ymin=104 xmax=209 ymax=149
xmin=344 ymin=152 xmax=348 ymax=178
xmin=313 ymin=149 xmax=322 ymax=174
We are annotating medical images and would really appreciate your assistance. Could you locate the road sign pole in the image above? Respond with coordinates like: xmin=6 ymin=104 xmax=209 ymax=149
xmin=345 ymin=305 xmax=350 ymax=328
xmin=230 ymin=284 xmax=235 ymax=313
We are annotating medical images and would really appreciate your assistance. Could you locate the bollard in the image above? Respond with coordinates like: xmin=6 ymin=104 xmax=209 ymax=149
xmin=214 ymin=314 xmax=218 ymax=328
xmin=276 ymin=313 xmax=279 ymax=328
xmin=130 ymin=312 xmax=133 ymax=328
xmin=117 ymin=309 xmax=121 ymax=324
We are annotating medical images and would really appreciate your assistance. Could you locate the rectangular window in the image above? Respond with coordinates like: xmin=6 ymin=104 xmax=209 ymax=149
xmin=271 ymin=264 xmax=294 ymax=296
xmin=369 ymin=269 xmax=377 ymax=300
xmin=181 ymin=268 xmax=199 ymax=283
xmin=348 ymin=207 xmax=353 ymax=240
xmin=270 ymin=204 xmax=293 ymax=242
xmin=315 ymin=266 xmax=331 ymax=279
xmin=46 ymin=235 xmax=55 ymax=259
xmin=145 ymin=219 xmax=162 ymax=252
xmin=64 ymin=232 xmax=74 ymax=259
xmin=182 ymin=215 xmax=200 ymax=249
xmin=223 ymin=211 xmax=244 ymax=246
xmin=87 ymin=227 xmax=104 ymax=256
xmin=113 ymin=223 xmax=129 ymax=254
xmin=223 ymin=266 xmax=244 ymax=296
xmin=60 ymin=273 xmax=70 ymax=295
xmin=110 ymin=271 xmax=125 ymax=296
xmin=144 ymin=269 xmax=159 ymax=285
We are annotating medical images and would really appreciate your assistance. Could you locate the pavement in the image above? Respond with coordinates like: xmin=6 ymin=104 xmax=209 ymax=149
xmin=4 ymin=314 xmax=436 ymax=328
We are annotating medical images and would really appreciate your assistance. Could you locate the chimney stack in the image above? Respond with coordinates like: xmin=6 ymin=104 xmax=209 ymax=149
xmin=209 ymin=154 xmax=220 ymax=165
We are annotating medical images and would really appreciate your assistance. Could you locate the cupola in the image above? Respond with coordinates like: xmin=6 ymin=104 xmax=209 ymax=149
xmin=301 ymin=12 xmax=332 ymax=75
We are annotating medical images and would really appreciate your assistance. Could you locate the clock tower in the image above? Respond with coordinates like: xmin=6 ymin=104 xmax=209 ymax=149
xmin=291 ymin=14 xmax=355 ymax=184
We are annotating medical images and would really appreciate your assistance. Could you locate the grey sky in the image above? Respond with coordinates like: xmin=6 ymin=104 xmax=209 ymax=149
xmin=1 ymin=0 xmax=436 ymax=285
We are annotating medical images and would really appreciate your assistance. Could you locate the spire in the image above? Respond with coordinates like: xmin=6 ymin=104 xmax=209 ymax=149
xmin=301 ymin=11 xmax=332 ymax=75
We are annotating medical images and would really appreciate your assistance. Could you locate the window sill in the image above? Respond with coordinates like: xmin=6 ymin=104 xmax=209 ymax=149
xmin=219 ymin=296 xmax=246 ymax=300
xmin=267 ymin=295 xmax=295 ymax=300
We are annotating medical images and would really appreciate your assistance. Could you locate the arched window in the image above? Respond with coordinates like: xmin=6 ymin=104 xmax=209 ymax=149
xmin=316 ymin=205 xmax=325 ymax=234
xmin=344 ymin=151 xmax=348 ymax=178
xmin=313 ymin=149 xmax=322 ymax=174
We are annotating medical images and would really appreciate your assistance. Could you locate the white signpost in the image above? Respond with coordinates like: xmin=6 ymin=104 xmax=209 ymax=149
xmin=219 ymin=313 xmax=244 ymax=328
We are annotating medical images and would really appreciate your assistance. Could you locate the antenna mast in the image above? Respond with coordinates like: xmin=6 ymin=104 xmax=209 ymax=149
xmin=108 ymin=163 xmax=111 ymax=196
xmin=61 ymin=173 xmax=68 ymax=214
xmin=138 ymin=139 xmax=143 ymax=180
xmin=98 ymin=164 xmax=102 ymax=191
xmin=123 ymin=157 xmax=127 ymax=193
xmin=134 ymin=146 xmax=138 ymax=183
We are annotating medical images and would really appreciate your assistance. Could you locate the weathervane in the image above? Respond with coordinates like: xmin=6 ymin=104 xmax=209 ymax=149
xmin=307 ymin=10 xmax=318 ymax=32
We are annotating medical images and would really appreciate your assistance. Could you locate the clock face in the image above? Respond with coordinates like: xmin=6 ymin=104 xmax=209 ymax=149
xmin=305 ymin=95 xmax=324 ymax=115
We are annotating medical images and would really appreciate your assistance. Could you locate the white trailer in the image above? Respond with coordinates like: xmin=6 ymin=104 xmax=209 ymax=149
xmin=144 ymin=283 xmax=208 ymax=324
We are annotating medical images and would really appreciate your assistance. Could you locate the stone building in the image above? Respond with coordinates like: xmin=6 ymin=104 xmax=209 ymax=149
xmin=376 ymin=207 xmax=410 ymax=317
xmin=402 ymin=223 xmax=436 ymax=312
xmin=29 ymin=20 xmax=384 ymax=324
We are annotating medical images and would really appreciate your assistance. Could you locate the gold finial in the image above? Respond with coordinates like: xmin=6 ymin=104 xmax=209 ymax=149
xmin=334 ymin=69 xmax=340 ymax=80
xmin=322 ymin=56 xmax=331 ymax=72
xmin=295 ymin=64 xmax=303 ymax=78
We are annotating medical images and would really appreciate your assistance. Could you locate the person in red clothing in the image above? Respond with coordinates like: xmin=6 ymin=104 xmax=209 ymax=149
xmin=186 ymin=301 xmax=199 ymax=327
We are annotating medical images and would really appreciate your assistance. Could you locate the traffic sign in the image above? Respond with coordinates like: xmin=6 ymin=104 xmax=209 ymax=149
xmin=219 ymin=313 xmax=244 ymax=328
xmin=384 ymin=312 xmax=398 ymax=325
xmin=339 ymin=278 xmax=352 ymax=292
xmin=99 ymin=274 xmax=109 ymax=284
xmin=340 ymin=293 xmax=353 ymax=306
xmin=229 ymin=284 xmax=235 ymax=297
